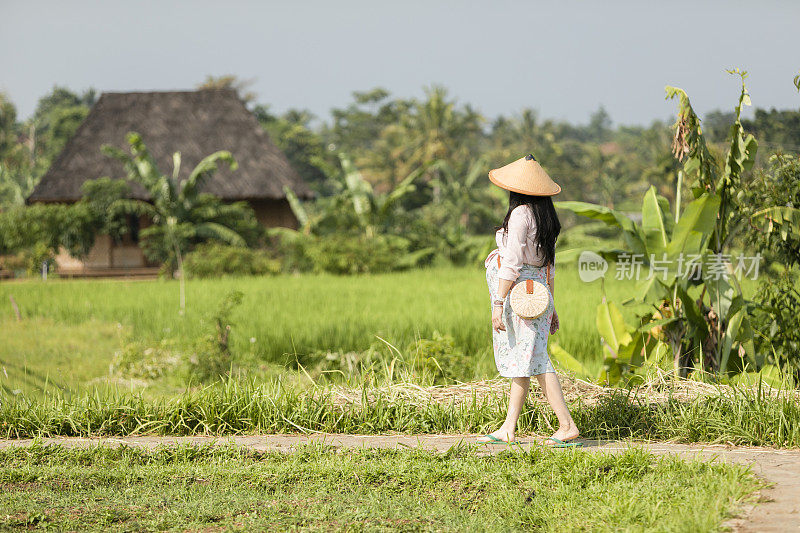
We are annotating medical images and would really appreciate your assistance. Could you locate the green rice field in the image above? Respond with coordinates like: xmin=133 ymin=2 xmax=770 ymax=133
xmin=0 ymin=264 xmax=765 ymax=398
xmin=2 ymin=266 xmax=595 ymax=358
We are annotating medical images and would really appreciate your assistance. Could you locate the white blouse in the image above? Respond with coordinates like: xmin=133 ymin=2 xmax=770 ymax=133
xmin=495 ymin=205 xmax=547 ymax=281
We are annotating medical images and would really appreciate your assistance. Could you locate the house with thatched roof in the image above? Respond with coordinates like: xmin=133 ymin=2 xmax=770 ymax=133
xmin=28 ymin=89 xmax=312 ymax=276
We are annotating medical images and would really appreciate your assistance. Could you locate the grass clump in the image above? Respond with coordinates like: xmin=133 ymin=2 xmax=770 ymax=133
xmin=0 ymin=441 xmax=760 ymax=532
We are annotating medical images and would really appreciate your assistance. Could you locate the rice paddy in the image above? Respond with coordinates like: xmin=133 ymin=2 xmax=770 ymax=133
xmin=0 ymin=264 xmax=641 ymax=392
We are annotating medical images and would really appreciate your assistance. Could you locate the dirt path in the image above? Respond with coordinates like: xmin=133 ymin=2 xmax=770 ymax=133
xmin=1 ymin=434 xmax=798 ymax=532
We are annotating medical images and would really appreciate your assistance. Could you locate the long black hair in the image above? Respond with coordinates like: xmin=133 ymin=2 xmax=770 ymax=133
xmin=498 ymin=191 xmax=561 ymax=266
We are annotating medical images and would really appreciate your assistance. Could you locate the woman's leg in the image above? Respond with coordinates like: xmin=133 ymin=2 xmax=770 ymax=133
xmin=480 ymin=377 xmax=530 ymax=442
xmin=535 ymin=372 xmax=579 ymax=441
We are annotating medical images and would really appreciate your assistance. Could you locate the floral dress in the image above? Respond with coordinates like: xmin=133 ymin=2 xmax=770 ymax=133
xmin=485 ymin=248 xmax=555 ymax=377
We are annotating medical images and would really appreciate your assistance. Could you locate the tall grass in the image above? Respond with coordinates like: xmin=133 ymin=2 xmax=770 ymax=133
xmin=2 ymin=377 xmax=798 ymax=447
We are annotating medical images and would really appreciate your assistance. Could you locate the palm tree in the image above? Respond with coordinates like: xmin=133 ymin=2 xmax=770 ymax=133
xmin=102 ymin=132 xmax=248 ymax=312
xmin=430 ymin=156 xmax=496 ymax=233
xmin=394 ymin=86 xmax=484 ymax=201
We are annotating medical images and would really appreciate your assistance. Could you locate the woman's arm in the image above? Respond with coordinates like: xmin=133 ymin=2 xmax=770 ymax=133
xmin=492 ymin=207 xmax=528 ymax=332
xmin=497 ymin=206 xmax=528 ymax=282
xmin=549 ymin=263 xmax=559 ymax=334
xmin=497 ymin=278 xmax=514 ymax=299
xmin=492 ymin=278 xmax=514 ymax=332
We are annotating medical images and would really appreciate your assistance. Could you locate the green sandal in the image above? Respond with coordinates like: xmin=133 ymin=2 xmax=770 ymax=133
xmin=477 ymin=434 xmax=511 ymax=444
xmin=538 ymin=436 xmax=583 ymax=448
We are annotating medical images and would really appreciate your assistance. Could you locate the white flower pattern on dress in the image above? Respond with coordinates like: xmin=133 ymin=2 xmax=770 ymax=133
xmin=486 ymin=249 xmax=555 ymax=377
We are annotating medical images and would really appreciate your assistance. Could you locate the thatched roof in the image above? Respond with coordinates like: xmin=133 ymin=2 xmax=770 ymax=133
xmin=28 ymin=89 xmax=312 ymax=202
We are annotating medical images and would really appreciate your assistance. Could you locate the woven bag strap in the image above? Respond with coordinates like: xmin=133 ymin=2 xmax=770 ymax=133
xmin=546 ymin=263 xmax=552 ymax=293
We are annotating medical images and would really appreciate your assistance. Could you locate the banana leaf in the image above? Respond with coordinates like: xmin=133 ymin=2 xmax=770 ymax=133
xmin=557 ymin=201 xmax=648 ymax=256
xmin=283 ymin=186 xmax=309 ymax=229
xmin=617 ymin=332 xmax=645 ymax=368
xmin=719 ymin=307 xmax=745 ymax=373
xmin=666 ymin=194 xmax=720 ymax=257
xmin=549 ymin=343 xmax=592 ymax=379
xmin=596 ymin=300 xmax=633 ymax=356
xmin=641 ymin=186 xmax=673 ymax=254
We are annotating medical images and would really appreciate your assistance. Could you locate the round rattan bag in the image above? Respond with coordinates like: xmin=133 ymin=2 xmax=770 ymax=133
xmin=510 ymin=279 xmax=550 ymax=320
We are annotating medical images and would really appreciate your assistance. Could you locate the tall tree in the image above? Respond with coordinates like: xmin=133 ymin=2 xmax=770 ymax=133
xmin=29 ymin=86 xmax=95 ymax=175
xmin=254 ymin=105 xmax=333 ymax=192
xmin=0 ymin=93 xmax=34 ymax=208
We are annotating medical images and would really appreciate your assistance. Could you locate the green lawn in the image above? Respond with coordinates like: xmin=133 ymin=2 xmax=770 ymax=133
xmin=0 ymin=442 xmax=760 ymax=532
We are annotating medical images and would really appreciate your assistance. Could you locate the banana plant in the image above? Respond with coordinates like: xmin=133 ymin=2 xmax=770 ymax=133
xmin=102 ymin=132 xmax=243 ymax=313
xmin=665 ymin=71 xmax=763 ymax=375
xmin=339 ymin=153 xmax=427 ymax=237
xmin=284 ymin=152 xmax=428 ymax=238
xmin=556 ymin=71 xmax=796 ymax=381
xmin=549 ymin=299 xmax=671 ymax=386
xmin=558 ymin=186 xmax=722 ymax=377
xmin=428 ymin=156 xmax=495 ymax=232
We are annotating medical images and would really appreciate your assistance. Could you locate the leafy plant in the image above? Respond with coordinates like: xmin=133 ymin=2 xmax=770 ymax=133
xmin=102 ymin=132 xmax=256 ymax=311
xmin=183 ymin=243 xmax=281 ymax=278
xmin=741 ymin=153 xmax=800 ymax=269
xmin=111 ymin=338 xmax=183 ymax=380
xmin=0 ymin=164 xmax=35 ymax=208
xmin=555 ymin=71 xmax=795 ymax=382
xmin=285 ymin=152 xmax=428 ymax=238
xmin=411 ymin=331 xmax=472 ymax=384
xmin=751 ymin=271 xmax=800 ymax=376
xmin=557 ymin=185 xmax=721 ymax=381
xmin=182 ymin=290 xmax=244 ymax=383
xmin=304 ymin=233 xmax=426 ymax=274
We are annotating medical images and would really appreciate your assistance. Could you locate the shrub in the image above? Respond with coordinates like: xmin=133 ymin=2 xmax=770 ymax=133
xmin=411 ymin=331 xmax=472 ymax=383
xmin=183 ymin=243 xmax=280 ymax=278
xmin=0 ymin=243 xmax=55 ymax=276
xmin=110 ymin=291 xmax=245 ymax=385
xmin=304 ymin=234 xmax=418 ymax=274
xmin=264 ymin=228 xmax=314 ymax=273
xmin=0 ymin=250 xmax=27 ymax=273
xmin=110 ymin=339 xmax=183 ymax=380
xmin=299 ymin=333 xmax=473 ymax=385
xmin=181 ymin=290 xmax=244 ymax=383
xmin=0 ymin=204 xmax=69 ymax=255
xmin=268 ymin=231 xmax=436 ymax=274
xmin=752 ymin=270 xmax=800 ymax=376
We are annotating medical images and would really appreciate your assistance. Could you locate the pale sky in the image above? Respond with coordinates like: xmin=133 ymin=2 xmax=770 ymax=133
xmin=1 ymin=0 xmax=798 ymax=126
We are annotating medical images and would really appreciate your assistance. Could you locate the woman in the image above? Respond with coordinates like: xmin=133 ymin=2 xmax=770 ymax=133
xmin=477 ymin=154 xmax=581 ymax=447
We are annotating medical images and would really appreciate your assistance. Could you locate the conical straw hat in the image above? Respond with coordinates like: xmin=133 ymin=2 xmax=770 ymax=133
xmin=488 ymin=154 xmax=561 ymax=196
